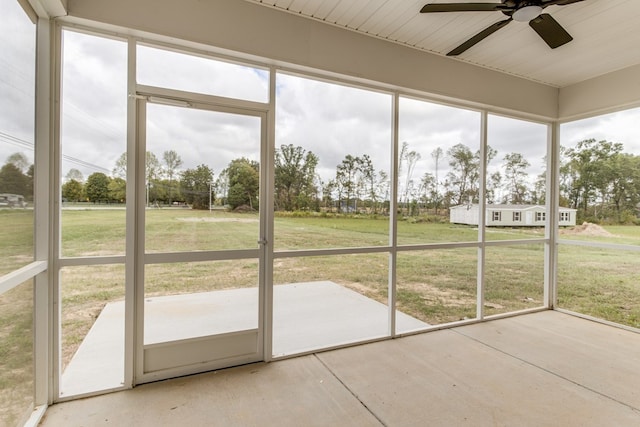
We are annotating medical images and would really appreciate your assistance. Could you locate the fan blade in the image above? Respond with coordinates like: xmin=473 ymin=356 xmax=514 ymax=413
xmin=541 ymin=0 xmax=585 ymax=7
xmin=529 ymin=13 xmax=573 ymax=49
xmin=421 ymin=3 xmax=508 ymax=13
xmin=447 ymin=18 xmax=512 ymax=56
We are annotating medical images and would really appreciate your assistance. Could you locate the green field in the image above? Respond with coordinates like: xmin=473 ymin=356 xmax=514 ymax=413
xmin=0 ymin=281 xmax=33 ymax=427
xmin=54 ymin=209 xmax=640 ymax=355
xmin=1 ymin=207 xmax=640 ymax=423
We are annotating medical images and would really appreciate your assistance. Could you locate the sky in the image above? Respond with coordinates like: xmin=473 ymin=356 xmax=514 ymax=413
xmin=2 ymin=2 xmax=640 ymax=200
xmin=0 ymin=0 xmax=36 ymax=167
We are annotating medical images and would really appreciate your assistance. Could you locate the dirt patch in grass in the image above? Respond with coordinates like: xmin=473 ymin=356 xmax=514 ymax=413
xmin=177 ymin=217 xmax=258 ymax=223
xmin=561 ymin=222 xmax=615 ymax=237
xmin=346 ymin=279 xmax=476 ymax=309
xmin=402 ymin=282 xmax=476 ymax=307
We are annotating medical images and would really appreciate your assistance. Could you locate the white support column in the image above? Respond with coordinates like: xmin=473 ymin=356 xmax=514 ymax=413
xmin=477 ymin=111 xmax=488 ymax=320
xmin=133 ymin=98 xmax=147 ymax=383
xmin=388 ymin=93 xmax=399 ymax=337
xmin=545 ymin=121 xmax=561 ymax=308
xmin=124 ymin=37 xmax=137 ymax=387
xmin=33 ymin=14 xmax=53 ymax=406
xmin=262 ymin=67 xmax=276 ymax=362
xmin=48 ymin=20 xmax=63 ymax=403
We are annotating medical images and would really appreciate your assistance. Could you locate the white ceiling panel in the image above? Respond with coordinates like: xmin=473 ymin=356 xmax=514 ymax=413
xmin=245 ymin=0 xmax=640 ymax=87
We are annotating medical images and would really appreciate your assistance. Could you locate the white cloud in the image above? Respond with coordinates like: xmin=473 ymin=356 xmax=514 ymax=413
xmin=0 ymin=1 xmax=36 ymax=164
xmin=3 ymin=16 xmax=640 ymax=197
xmin=561 ymin=107 xmax=640 ymax=154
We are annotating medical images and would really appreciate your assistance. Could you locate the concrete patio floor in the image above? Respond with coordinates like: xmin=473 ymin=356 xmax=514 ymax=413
xmin=61 ymin=281 xmax=427 ymax=397
xmin=44 ymin=311 xmax=640 ymax=426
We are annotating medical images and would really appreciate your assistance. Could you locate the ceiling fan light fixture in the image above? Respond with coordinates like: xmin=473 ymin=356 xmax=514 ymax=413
xmin=512 ymin=5 xmax=542 ymax=22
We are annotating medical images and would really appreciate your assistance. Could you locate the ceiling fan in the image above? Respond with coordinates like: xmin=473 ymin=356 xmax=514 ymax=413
xmin=420 ymin=0 xmax=585 ymax=56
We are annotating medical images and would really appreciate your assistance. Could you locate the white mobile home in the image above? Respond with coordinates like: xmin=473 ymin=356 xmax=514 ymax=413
xmin=450 ymin=204 xmax=577 ymax=227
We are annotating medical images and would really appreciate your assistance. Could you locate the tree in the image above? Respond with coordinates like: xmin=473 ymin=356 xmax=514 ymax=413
xmin=486 ymin=171 xmax=502 ymax=205
xmin=419 ymin=172 xmax=435 ymax=210
xmin=6 ymin=152 xmax=29 ymax=172
xmin=225 ymin=158 xmax=259 ymax=210
xmin=146 ymin=151 xmax=161 ymax=183
xmin=563 ymin=139 xmax=623 ymax=219
xmin=62 ymin=179 xmax=84 ymax=202
xmin=358 ymin=154 xmax=377 ymax=213
xmin=321 ymin=179 xmax=335 ymax=210
xmin=180 ymin=164 xmax=214 ymax=210
xmin=398 ymin=142 xmax=421 ymax=213
xmin=446 ymin=143 xmax=479 ymax=206
xmin=108 ymin=177 xmax=126 ymax=202
xmin=376 ymin=170 xmax=390 ymax=214
xmin=65 ymin=168 xmax=84 ymax=183
xmin=25 ymin=164 xmax=34 ymax=200
xmin=445 ymin=143 xmax=497 ymax=206
xmin=0 ymin=162 xmax=29 ymax=196
xmin=112 ymin=152 xmax=127 ymax=179
xmin=163 ymin=150 xmax=183 ymax=204
xmin=215 ymin=170 xmax=229 ymax=206
xmin=502 ymin=152 xmax=530 ymax=204
xmin=335 ymin=154 xmax=360 ymax=212
xmin=274 ymin=144 xmax=318 ymax=211
xmin=112 ymin=151 xmax=162 ymax=182
xmin=431 ymin=147 xmax=443 ymax=215
xmin=607 ymin=153 xmax=640 ymax=221
xmin=85 ymin=172 xmax=110 ymax=203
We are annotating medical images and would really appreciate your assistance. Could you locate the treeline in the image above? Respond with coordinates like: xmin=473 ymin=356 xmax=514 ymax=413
xmin=53 ymin=138 xmax=640 ymax=223
xmin=62 ymin=150 xmax=260 ymax=210
xmin=560 ymin=139 xmax=640 ymax=223
xmin=0 ymin=152 xmax=34 ymax=201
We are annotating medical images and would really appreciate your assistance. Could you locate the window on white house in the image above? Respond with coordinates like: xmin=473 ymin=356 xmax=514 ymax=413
xmin=486 ymin=114 xmax=547 ymax=241
xmin=492 ymin=211 xmax=501 ymax=221
xmin=536 ymin=212 xmax=545 ymax=221
xmin=560 ymin=212 xmax=570 ymax=222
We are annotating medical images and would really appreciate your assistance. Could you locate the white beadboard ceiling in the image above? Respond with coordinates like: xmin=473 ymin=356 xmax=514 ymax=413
xmin=243 ymin=0 xmax=640 ymax=88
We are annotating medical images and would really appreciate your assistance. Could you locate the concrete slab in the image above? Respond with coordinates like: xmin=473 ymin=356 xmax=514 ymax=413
xmin=60 ymin=302 xmax=125 ymax=397
xmin=48 ymin=356 xmax=382 ymax=427
xmin=144 ymin=287 xmax=259 ymax=344
xmin=317 ymin=327 xmax=640 ymax=427
xmin=454 ymin=310 xmax=640 ymax=410
xmin=272 ymin=281 xmax=427 ymax=356
xmin=48 ymin=312 xmax=640 ymax=427
xmin=61 ymin=281 xmax=427 ymax=397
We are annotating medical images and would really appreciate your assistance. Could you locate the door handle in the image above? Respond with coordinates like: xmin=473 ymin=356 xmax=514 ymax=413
xmin=257 ymin=239 xmax=267 ymax=245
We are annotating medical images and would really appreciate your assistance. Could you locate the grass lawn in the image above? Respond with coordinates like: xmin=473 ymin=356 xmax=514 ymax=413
xmin=558 ymin=245 xmax=640 ymax=327
xmin=2 ymin=207 xmax=639 ymax=405
xmin=55 ymin=209 xmax=640 ymax=355
xmin=0 ymin=210 xmax=34 ymax=277
xmin=0 ymin=280 xmax=34 ymax=427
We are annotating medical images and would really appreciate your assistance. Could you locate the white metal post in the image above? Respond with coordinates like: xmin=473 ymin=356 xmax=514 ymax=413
xmin=124 ymin=36 xmax=137 ymax=389
xmin=477 ymin=111 xmax=488 ymax=320
xmin=33 ymin=14 xmax=53 ymax=407
xmin=545 ymin=121 xmax=561 ymax=308
xmin=262 ymin=67 xmax=276 ymax=362
xmin=388 ymin=92 xmax=399 ymax=337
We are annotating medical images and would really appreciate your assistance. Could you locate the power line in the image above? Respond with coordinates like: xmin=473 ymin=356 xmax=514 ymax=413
xmin=0 ymin=130 xmax=111 ymax=174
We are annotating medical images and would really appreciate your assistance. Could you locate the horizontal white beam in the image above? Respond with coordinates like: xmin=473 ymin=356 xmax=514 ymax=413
xmin=27 ymin=0 xmax=66 ymax=18
xmin=0 ymin=261 xmax=47 ymax=295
